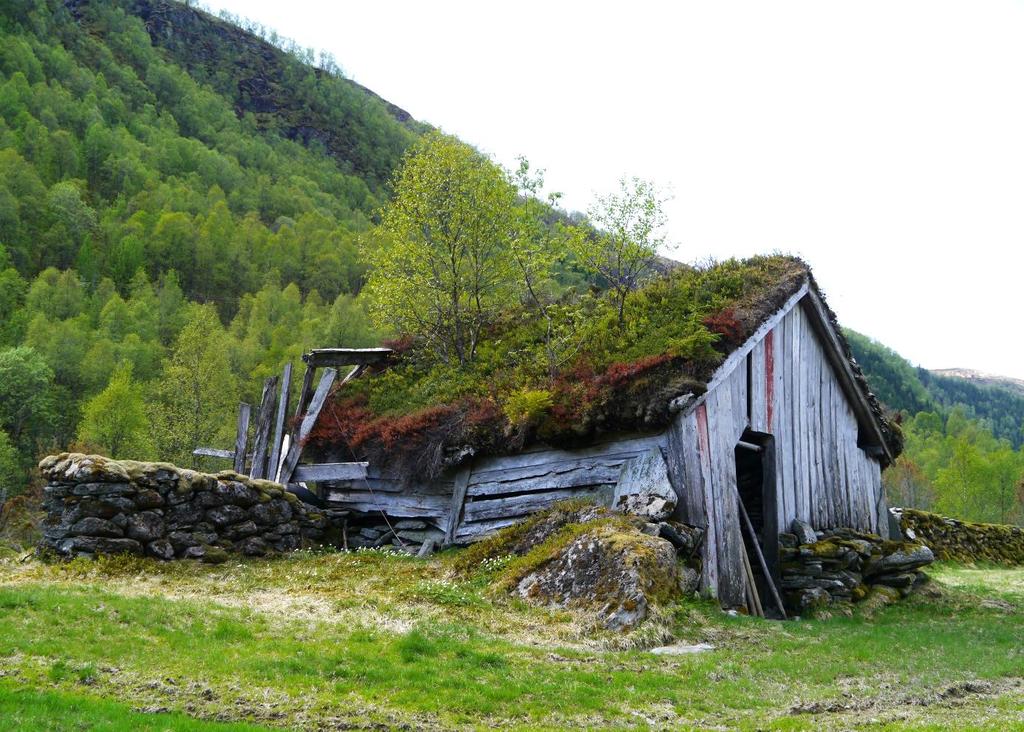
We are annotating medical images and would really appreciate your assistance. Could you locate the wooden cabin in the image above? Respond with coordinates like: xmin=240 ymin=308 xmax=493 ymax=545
xmin=225 ymin=268 xmax=898 ymax=610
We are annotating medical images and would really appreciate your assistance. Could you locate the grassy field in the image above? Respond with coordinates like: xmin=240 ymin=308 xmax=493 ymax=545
xmin=0 ymin=549 xmax=1021 ymax=730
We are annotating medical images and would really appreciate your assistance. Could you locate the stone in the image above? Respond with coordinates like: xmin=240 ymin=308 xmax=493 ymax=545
xmin=872 ymin=572 xmax=916 ymax=589
xmin=69 ymin=517 xmax=123 ymax=538
xmin=195 ymin=491 xmax=227 ymax=508
xmin=206 ymin=505 xmax=247 ymax=527
xmin=212 ymin=481 xmax=259 ymax=507
xmin=273 ymin=535 xmax=301 ymax=552
xmin=512 ymin=523 xmax=680 ymax=632
xmin=221 ymin=520 xmax=258 ymax=541
xmin=71 ymin=482 xmax=136 ymax=497
xmin=125 ymin=511 xmax=165 ymax=542
xmin=679 ymin=566 xmax=700 ymax=595
xmin=167 ymin=531 xmax=198 ymax=552
xmin=612 ymin=447 xmax=677 ymax=521
xmin=791 ymin=519 xmax=818 ymax=546
xmin=65 ymin=496 xmax=136 ymax=521
xmin=134 ymin=490 xmax=165 ymax=509
xmin=57 ymin=536 xmax=142 ymax=556
xmin=248 ymin=499 xmax=292 ymax=525
xmin=182 ymin=545 xmax=206 ymax=560
xmin=40 ymin=453 xmax=130 ymax=484
xmin=658 ymin=521 xmax=703 ymax=555
xmin=200 ymin=546 xmax=229 ymax=564
xmin=650 ymin=642 xmax=715 ymax=655
xmin=864 ymin=544 xmax=935 ymax=577
xmin=165 ymin=502 xmax=204 ymax=527
xmin=394 ymin=519 xmax=427 ymax=530
xmin=239 ymin=537 xmax=268 ymax=556
xmin=147 ymin=539 xmax=175 ymax=561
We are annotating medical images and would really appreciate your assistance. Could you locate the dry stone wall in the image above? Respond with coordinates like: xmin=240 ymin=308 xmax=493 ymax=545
xmin=779 ymin=520 xmax=934 ymax=614
xmin=39 ymin=453 xmax=328 ymax=561
xmin=894 ymin=508 xmax=1024 ymax=565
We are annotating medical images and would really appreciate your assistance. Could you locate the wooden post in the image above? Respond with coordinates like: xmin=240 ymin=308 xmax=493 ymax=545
xmin=249 ymin=376 xmax=278 ymax=479
xmin=268 ymin=363 xmax=292 ymax=483
xmin=279 ymin=368 xmax=337 ymax=485
xmin=443 ymin=465 xmax=473 ymax=546
xmin=232 ymin=403 xmax=251 ymax=474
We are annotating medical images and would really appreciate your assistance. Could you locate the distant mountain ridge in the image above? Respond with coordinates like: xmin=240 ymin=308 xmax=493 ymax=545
xmin=845 ymin=331 xmax=1024 ymax=448
xmin=930 ymin=368 xmax=1024 ymax=398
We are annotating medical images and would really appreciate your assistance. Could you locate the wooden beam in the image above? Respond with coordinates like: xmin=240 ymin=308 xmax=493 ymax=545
xmin=232 ymin=403 xmax=251 ymax=474
xmin=193 ymin=447 xmax=234 ymax=459
xmin=249 ymin=376 xmax=279 ymax=479
xmin=268 ymin=362 xmax=292 ymax=483
xmin=443 ymin=465 xmax=473 ymax=546
xmin=279 ymin=368 xmax=337 ymax=484
xmin=292 ymin=462 xmax=368 ymax=483
xmin=302 ymin=348 xmax=392 ymax=368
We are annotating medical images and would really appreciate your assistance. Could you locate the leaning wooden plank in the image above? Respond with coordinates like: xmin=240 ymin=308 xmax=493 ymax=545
xmin=443 ymin=465 xmax=473 ymax=545
xmin=249 ymin=376 xmax=279 ymax=479
xmin=193 ymin=447 xmax=234 ymax=459
xmin=303 ymin=348 xmax=393 ymax=368
xmin=454 ymin=517 xmax=525 ymax=542
xmin=291 ymin=462 xmax=369 ymax=483
xmin=268 ymin=362 xmax=292 ymax=484
xmin=463 ymin=486 xmax=608 ymax=523
xmin=232 ymin=403 xmax=251 ymax=474
xmin=293 ymin=364 xmax=316 ymax=422
xmin=279 ymin=368 xmax=337 ymax=484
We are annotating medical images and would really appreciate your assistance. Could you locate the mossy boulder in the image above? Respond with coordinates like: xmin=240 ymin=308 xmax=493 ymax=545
xmin=510 ymin=523 xmax=681 ymax=631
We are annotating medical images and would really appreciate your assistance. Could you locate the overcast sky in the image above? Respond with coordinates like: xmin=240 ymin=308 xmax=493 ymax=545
xmin=209 ymin=0 xmax=1024 ymax=379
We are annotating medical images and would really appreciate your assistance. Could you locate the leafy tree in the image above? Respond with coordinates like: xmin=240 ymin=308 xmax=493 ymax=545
xmin=570 ymin=176 xmax=670 ymax=325
xmin=363 ymin=132 xmax=519 ymax=365
xmin=0 ymin=429 xmax=24 ymax=496
xmin=0 ymin=345 xmax=53 ymax=452
xmin=151 ymin=305 xmax=239 ymax=467
xmin=77 ymin=362 xmax=152 ymax=459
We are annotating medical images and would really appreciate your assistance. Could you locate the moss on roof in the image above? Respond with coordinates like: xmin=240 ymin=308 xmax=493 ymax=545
xmin=307 ymin=255 xmax=898 ymax=479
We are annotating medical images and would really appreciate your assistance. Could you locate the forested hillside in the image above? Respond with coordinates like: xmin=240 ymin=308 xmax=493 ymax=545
xmin=846 ymin=330 xmax=1024 ymax=524
xmin=0 ymin=0 xmax=425 ymax=488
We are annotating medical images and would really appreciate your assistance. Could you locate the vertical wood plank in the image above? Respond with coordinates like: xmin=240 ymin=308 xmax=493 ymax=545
xmin=709 ymin=384 xmax=745 ymax=608
xmin=233 ymin=403 xmax=251 ymax=474
xmin=293 ymin=364 xmax=316 ymax=422
xmin=444 ymin=465 xmax=473 ymax=545
xmin=695 ymin=404 xmax=719 ymax=598
xmin=249 ymin=376 xmax=279 ymax=479
xmin=268 ymin=362 xmax=293 ymax=483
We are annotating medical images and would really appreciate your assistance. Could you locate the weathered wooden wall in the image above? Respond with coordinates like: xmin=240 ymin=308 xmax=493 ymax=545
xmin=666 ymin=293 xmax=887 ymax=607
xmin=322 ymin=434 xmax=666 ymax=544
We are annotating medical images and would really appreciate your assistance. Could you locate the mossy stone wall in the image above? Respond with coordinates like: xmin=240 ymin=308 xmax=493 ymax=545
xmin=896 ymin=508 xmax=1024 ymax=565
xmin=38 ymin=453 xmax=328 ymax=561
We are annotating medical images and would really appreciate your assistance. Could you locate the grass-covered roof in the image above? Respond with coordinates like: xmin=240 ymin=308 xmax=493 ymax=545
xmin=307 ymin=255 xmax=899 ymax=478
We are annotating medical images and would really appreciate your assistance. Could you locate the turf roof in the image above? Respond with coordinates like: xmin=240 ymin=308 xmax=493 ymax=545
xmin=306 ymin=255 xmax=900 ymax=480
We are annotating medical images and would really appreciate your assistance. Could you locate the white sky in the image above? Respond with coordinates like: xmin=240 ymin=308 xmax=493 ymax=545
xmin=208 ymin=0 xmax=1024 ymax=379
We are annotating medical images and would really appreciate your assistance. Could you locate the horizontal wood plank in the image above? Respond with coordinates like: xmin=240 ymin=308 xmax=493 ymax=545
xmin=193 ymin=447 xmax=234 ymax=459
xmin=292 ymin=462 xmax=369 ymax=482
xmin=303 ymin=348 xmax=393 ymax=368
xmin=463 ymin=486 xmax=610 ymax=522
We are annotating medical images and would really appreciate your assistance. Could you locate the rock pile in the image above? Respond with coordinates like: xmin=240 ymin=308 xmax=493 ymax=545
xmin=780 ymin=519 xmax=934 ymax=614
xmin=39 ymin=453 xmax=328 ymax=561
xmin=894 ymin=508 xmax=1024 ymax=565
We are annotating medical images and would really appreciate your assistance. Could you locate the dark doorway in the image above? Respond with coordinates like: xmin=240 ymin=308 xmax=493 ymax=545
xmin=734 ymin=430 xmax=781 ymax=617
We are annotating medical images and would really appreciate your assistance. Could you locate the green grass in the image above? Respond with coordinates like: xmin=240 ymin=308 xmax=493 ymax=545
xmin=0 ymin=553 xmax=1021 ymax=729
xmin=0 ymin=679 xmax=272 ymax=731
